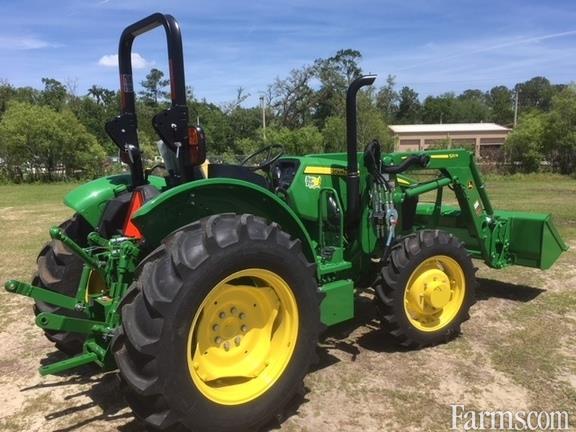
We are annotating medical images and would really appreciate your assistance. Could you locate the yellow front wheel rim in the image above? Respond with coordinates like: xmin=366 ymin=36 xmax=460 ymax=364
xmin=187 ymin=269 xmax=299 ymax=405
xmin=403 ymin=255 xmax=466 ymax=332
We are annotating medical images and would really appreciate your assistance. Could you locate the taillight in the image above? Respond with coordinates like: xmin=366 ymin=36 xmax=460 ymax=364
xmin=188 ymin=126 xmax=207 ymax=165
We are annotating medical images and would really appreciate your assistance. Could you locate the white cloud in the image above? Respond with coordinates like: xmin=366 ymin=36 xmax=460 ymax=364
xmin=97 ymin=52 xmax=153 ymax=69
xmin=0 ymin=36 xmax=54 ymax=50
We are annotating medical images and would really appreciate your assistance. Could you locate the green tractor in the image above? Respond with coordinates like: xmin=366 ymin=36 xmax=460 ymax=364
xmin=5 ymin=13 xmax=568 ymax=432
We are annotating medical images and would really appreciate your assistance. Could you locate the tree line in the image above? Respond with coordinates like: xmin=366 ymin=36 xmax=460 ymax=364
xmin=0 ymin=48 xmax=574 ymax=182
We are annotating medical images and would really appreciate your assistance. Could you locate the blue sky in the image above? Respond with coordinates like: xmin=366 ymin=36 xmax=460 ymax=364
xmin=0 ymin=0 xmax=575 ymax=106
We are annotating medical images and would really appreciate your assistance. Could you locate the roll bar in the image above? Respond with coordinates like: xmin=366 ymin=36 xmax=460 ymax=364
xmin=105 ymin=13 xmax=189 ymax=186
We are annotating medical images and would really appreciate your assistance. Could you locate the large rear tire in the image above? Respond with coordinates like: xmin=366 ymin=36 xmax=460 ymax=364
xmin=33 ymin=214 xmax=93 ymax=355
xmin=375 ymin=230 xmax=476 ymax=348
xmin=113 ymin=214 xmax=321 ymax=432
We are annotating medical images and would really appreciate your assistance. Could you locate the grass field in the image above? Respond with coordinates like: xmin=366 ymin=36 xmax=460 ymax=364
xmin=0 ymin=174 xmax=575 ymax=432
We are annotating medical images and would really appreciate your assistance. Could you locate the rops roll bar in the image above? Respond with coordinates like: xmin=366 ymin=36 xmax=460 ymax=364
xmin=105 ymin=13 xmax=190 ymax=186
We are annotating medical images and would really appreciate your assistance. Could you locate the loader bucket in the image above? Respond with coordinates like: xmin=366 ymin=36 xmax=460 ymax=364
xmin=496 ymin=210 xmax=569 ymax=270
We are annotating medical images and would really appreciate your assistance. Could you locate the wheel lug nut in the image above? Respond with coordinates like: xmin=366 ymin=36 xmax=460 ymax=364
xmin=219 ymin=312 xmax=226 ymax=319
xmin=234 ymin=336 xmax=241 ymax=346
xmin=230 ymin=307 xmax=237 ymax=315
xmin=215 ymin=337 xmax=222 ymax=344
xmin=239 ymin=313 xmax=245 ymax=320
xmin=241 ymin=325 xmax=248 ymax=332
xmin=223 ymin=342 xmax=230 ymax=351
xmin=212 ymin=324 xmax=219 ymax=331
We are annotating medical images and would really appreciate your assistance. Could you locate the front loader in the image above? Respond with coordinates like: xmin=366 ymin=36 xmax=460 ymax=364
xmin=4 ymin=13 xmax=568 ymax=432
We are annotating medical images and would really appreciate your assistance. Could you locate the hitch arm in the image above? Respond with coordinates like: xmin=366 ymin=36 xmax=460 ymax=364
xmin=36 ymin=312 xmax=108 ymax=335
xmin=5 ymin=280 xmax=82 ymax=311
xmin=50 ymin=227 xmax=102 ymax=270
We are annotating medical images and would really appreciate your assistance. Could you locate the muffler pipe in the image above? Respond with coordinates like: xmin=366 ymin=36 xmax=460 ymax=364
xmin=346 ymin=75 xmax=377 ymax=231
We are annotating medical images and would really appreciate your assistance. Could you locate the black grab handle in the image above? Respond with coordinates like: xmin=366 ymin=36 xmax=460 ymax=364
xmin=118 ymin=13 xmax=186 ymax=114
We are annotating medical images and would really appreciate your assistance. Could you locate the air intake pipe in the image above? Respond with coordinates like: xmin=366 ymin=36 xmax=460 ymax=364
xmin=346 ymin=74 xmax=376 ymax=231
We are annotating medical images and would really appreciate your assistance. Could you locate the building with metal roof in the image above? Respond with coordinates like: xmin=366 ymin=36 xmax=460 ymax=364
xmin=388 ymin=123 xmax=511 ymax=158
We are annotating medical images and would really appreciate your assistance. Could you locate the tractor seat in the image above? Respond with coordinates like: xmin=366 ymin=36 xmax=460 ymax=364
xmin=207 ymin=164 xmax=268 ymax=189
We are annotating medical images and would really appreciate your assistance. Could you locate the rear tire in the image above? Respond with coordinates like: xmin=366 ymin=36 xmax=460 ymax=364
xmin=33 ymin=214 xmax=93 ymax=355
xmin=113 ymin=214 xmax=321 ymax=432
xmin=375 ymin=229 xmax=476 ymax=348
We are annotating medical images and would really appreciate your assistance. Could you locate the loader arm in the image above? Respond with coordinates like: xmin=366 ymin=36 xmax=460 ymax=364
xmin=385 ymin=149 xmax=568 ymax=269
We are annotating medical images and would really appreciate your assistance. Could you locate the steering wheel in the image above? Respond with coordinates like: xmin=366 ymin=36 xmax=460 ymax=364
xmin=240 ymin=144 xmax=284 ymax=171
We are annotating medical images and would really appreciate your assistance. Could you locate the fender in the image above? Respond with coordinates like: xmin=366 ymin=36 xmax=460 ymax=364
xmin=132 ymin=178 xmax=317 ymax=263
xmin=63 ymin=174 xmax=166 ymax=228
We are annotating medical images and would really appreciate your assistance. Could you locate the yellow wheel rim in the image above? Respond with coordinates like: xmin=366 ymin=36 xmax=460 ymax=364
xmin=187 ymin=268 xmax=299 ymax=405
xmin=403 ymin=255 xmax=466 ymax=332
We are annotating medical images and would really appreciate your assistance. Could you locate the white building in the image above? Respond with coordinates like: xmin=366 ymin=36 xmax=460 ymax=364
xmin=389 ymin=123 xmax=511 ymax=158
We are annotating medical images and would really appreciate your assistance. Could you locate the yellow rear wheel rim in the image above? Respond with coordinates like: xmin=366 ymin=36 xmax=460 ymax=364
xmin=403 ymin=255 xmax=466 ymax=332
xmin=187 ymin=268 xmax=299 ymax=405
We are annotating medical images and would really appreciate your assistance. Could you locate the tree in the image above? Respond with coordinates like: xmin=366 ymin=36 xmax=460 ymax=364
xmin=396 ymin=86 xmax=421 ymax=123
xmin=221 ymin=87 xmax=250 ymax=114
xmin=0 ymin=101 xmax=106 ymax=180
xmin=228 ymin=106 xmax=261 ymax=142
xmin=315 ymin=49 xmax=362 ymax=87
xmin=40 ymin=78 xmax=67 ymax=111
xmin=265 ymin=125 xmax=324 ymax=155
xmin=321 ymin=95 xmax=393 ymax=154
xmin=376 ymin=75 xmax=399 ymax=122
xmin=515 ymin=76 xmax=555 ymax=112
xmin=313 ymin=49 xmax=363 ymax=126
xmin=322 ymin=116 xmax=346 ymax=152
xmin=140 ymin=68 xmax=169 ymax=106
xmin=488 ymin=85 xmax=514 ymax=125
xmin=357 ymin=90 xmax=394 ymax=151
xmin=270 ymin=65 xmax=315 ymax=128
xmin=542 ymin=87 xmax=576 ymax=174
xmin=88 ymin=85 xmax=116 ymax=106
xmin=455 ymin=90 xmax=491 ymax=122
xmin=188 ymin=98 xmax=234 ymax=154
xmin=421 ymin=93 xmax=456 ymax=123
xmin=0 ymin=79 xmax=15 ymax=117
xmin=13 ymin=86 xmax=40 ymax=105
xmin=504 ymin=112 xmax=545 ymax=172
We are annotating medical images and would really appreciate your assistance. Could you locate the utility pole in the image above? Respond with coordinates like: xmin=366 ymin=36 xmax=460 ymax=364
xmin=259 ymin=96 xmax=267 ymax=142
xmin=513 ymin=89 xmax=519 ymax=128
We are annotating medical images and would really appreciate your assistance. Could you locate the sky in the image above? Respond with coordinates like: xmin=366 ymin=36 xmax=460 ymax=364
xmin=0 ymin=0 xmax=575 ymax=106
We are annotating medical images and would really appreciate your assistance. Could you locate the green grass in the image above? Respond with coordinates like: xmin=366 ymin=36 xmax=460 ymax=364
xmin=0 ymin=182 xmax=79 ymax=207
xmin=419 ymin=173 xmax=576 ymax=239
xmin=485 ymin=173 xmax=576 ymax=238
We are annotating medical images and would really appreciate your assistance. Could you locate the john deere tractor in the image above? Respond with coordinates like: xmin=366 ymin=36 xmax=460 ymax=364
xmin=5 ymin=13 xmax=568 ymax=432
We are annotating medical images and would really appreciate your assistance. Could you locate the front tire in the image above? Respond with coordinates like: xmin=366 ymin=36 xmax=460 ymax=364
xmin=113 ymin=214 xmax=321 ymax=432
xmin=375 ymin=230 xmax=476 ymax=348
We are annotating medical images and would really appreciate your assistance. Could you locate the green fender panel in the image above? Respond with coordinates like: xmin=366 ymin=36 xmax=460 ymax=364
xmin=63 ymin=174 xmax=166 ymax=228
xmin=132 ymin=178 xmax=317 ymax=263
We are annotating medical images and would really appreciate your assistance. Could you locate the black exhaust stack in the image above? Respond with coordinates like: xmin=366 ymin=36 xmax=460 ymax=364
xmin=346 ymin=75 xmax=376 ymax=231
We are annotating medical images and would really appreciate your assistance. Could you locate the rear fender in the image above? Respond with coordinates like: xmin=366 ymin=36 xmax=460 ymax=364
xmin=63 ymin=174 xmax=166 ymax=228
xmin=132 ymin=178 xmax=317 ymax=264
